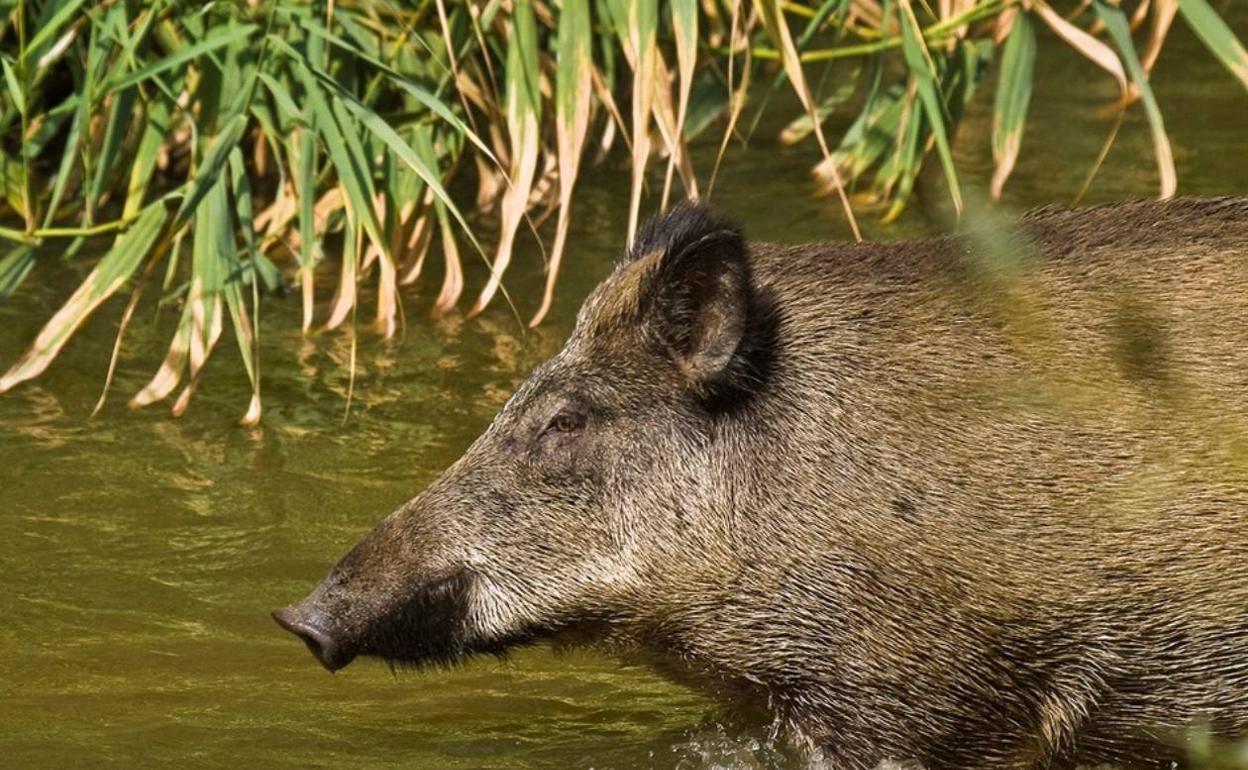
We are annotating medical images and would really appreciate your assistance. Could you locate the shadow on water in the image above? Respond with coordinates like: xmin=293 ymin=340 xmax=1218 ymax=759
xmin=1 ymin=7 xmax=1247 ymax=768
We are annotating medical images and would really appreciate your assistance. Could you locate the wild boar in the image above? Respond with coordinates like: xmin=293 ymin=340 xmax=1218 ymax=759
xmin=275 ymin=197 xmax=1248 ymax=769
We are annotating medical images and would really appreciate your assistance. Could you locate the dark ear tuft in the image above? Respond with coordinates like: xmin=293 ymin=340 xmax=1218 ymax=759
xmin=619 ymin=201 xmax=740 ymax=270
xmin=633 ymin=202 xmax=755 ymax=394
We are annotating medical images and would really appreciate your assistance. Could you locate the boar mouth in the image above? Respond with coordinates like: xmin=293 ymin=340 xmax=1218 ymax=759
xmin=362 ymin=569 xmax=482 ymax=669
xmin=275 ymin=569 xmax=509 ymax=672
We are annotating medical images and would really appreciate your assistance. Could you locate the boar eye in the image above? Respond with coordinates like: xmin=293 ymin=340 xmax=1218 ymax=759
xmin=544 ymin=411 xmax=585 ymax=437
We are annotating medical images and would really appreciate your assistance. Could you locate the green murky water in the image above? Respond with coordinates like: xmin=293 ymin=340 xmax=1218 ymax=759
xmin=2 ymin=16 xmax=1246 ymax=769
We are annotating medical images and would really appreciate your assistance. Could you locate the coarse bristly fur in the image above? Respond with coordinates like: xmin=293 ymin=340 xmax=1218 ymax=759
xmin=277 ymin=197 xmax=1248 ymax=770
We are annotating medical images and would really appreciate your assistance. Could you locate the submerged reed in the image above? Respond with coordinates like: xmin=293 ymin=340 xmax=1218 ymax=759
xmin=0 ymin=0 xmax=1244 ymax=422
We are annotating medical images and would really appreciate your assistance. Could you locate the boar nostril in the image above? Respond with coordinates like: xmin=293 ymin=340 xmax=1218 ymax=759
xmin=271 ymin=607 xmax=357 ymax=672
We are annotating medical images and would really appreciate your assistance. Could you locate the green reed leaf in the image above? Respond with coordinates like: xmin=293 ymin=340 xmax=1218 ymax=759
xmin=2 ymin=57 xmax=24 ymax=117
xmin=279 ymin=19 xmax=497 ymax=164
xmin=898 ymin=0 xmax=963 ymax=214
xmin=1177 ymin=0 xmax=1248 ymax=91
xmin=1094 ymin=0 xmax=1177 ymax=198
xmin=991 ymin=11 xmax=1036 ymax=200
xmin=106 ymin=23 xmax=257 ymax=93
xmin=25 ymin=0 xmax=87 ymax=66
xmin=174 ymin=111 xmax=248 ymax=229
xmin=0 ymin=244 xmax=35 ymax=303
xmin=0 ymin=203 xmax=166 ymax=392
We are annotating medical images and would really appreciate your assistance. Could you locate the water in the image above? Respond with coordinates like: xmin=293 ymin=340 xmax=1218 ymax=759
xmin=2 ymin=15 xmax=1245 ymax=769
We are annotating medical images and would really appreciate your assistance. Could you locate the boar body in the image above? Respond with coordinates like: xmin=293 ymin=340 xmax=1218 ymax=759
xmin=277 ymin=198 xmax=1248 ymax=770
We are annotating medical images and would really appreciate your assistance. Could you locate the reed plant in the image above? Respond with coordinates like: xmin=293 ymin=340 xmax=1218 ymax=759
xmin=0 ymin=0 xmax=1243 ymax=422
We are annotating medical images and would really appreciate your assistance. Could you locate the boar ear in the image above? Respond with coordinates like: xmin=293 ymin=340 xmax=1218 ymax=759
xmin=639 ymin=205 xmax=752 ymax=389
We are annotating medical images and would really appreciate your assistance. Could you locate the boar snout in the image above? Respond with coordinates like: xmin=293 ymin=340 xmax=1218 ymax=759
xmin=274 ymin=542 xmax=484 ymax=671
xmin=272 ymin=603 xmax=358 ymax=672
xmin=273 ymin=497 xmax=472 ymax=671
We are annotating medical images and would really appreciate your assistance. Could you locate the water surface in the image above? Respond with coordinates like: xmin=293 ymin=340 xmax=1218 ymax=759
xmin=2 ymin=15 xmax=1246 ymax=769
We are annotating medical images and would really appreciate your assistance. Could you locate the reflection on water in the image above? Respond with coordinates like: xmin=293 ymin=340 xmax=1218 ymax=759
xmin=1 ymin=13 xmax=1246 ymax=769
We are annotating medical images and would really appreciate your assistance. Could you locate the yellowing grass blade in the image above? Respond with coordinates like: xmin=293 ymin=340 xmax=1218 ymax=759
xmin=408 ymin=131 xmax=462 ymax=314
xmin=652 ymin=52 xmax=698 ymax=209
xmin=375 ymin=210 xmax=399 ymax=337
xmin=432 ymin=207 xmax=464 ymax=316
xmin=660 ymin=0 xmax=699 ymax=209
xmin=266 ymin=49 xmax=321 ymax=331
xmin=91 ymin=272 xmax=146 ymax=418
xmin=299 ymin=57 xmax=481 ymax=255
xmin=404 ymin=134 xmax=440 ymax=285
xmin=612 ymin=0 xmax=658 ymax=246
xmin=469 ymin=0 xmax=542 ymax=316
xmin=1094 ymin=0 xmax=1176 ymax=198
xmin=990 ymin=10 xmax=1036 ymax=200
xmin=708 ymin=0 xmax=750 ymax=199
xmin=25 ymin=0 xmax=87 ymax=64
xmin=434 ymin=0 xmax=479 ymax=140
xmin=670 ymin=0 xmax=698 ymax=136
xmin=222 ymin=266 xmax=260 ymax=423
xmin=1140 ymin=0 xmax=1178 ymax=75
xmin=305 ymin=86 xmax=401 ymax=339
xmin=130 ymin=310 xmax=191 ymax=408
xmin=400 ymin=214 xmax=432 ymax=287
xmin=780 ymin=79 xmax=857 ymax=145
xmin=0 ymin=203 xmax=165 ymax=393
xmin=173 ymin=176 xmax=232 ymax=416
xmin=276 ymin=41 xmax=398 ymax=324
xmin=590 ymin=66 xmax=630 ymax=155
xmin=228 ymin=148 xmax=262 ymax=426
xmin=326 ymin=211 xmax=360 ymax=330
xmin=531 ymin=0 xmax=592 ymax=327
xmin=1177 ymin=0 xmax=1248 ymax=90
xmin=132 ymin=173 xmax=234 ymax=413
xmin=293 ymin=125 xmax=320 ymax=334
xmin=1033 ymin=0 xmax=1127 ymax=96
xmin=757 ymin=0 xmax=861 ymax=240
